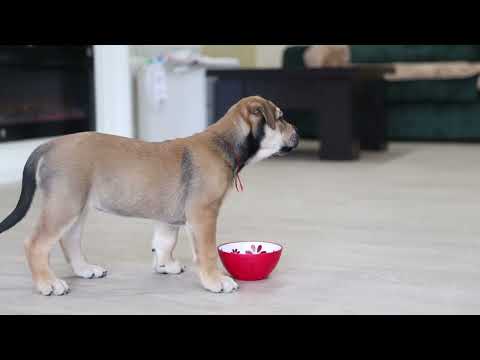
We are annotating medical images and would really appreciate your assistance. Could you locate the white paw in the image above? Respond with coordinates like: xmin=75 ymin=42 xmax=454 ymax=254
xmin=200 ymin=272 xmax=239 ymax=294
xmin=36 ymin=278 xmax=71 ymax=296
xmin=73 ymin=264 xmax=108 ymax=279
xmin=154 ymin=260 xmax=185 ymax=275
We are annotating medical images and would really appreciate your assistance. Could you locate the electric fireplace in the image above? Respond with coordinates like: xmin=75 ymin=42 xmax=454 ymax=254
xmin=0 ymin=45 xmax=95 ymax=142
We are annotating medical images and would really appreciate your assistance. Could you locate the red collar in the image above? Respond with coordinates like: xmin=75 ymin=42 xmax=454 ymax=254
xmin=232 ymin=158 xmax=244 ymax=193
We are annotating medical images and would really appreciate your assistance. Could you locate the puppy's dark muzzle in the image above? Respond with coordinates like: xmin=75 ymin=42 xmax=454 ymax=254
xmin=279 ymin=132 xmax=300 ymax=155
xmin=279 ymin=146 xmax=294 ymax=155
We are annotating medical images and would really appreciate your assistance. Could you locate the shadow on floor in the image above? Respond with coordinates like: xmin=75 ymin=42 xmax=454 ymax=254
xmin=273 ymin=141 xmax=415 ymax=164
xmin=360 ymin=147 xmax=414 ymax=164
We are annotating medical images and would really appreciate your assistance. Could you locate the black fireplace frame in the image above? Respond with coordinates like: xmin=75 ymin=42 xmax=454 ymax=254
xmin=0 ymin=45 xmax=95 ymax=143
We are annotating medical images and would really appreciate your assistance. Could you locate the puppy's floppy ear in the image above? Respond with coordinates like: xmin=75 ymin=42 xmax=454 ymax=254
xmin=247 ymin=99 xmax=277 ymax=130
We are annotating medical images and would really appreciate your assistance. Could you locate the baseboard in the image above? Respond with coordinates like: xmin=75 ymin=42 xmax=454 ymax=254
xmin=0 ymin=137 xmax=54 ymax=185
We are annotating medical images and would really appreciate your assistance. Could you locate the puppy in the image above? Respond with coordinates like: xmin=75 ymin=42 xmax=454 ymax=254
xmin=0 ymin=96 xmax=299 ymax=296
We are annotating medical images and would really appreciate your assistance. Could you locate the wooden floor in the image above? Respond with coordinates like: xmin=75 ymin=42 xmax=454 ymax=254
xmin=0 ymin=141 xmax=480 ymax=314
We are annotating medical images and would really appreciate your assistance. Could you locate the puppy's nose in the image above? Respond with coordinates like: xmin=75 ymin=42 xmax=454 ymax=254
xmin=291 ymin=124 xmax=300 ymax=146
xmin=292 ymin=132 xmax=300 ymax=149
xmin=290 ymin=124 xmax=299 ymax=135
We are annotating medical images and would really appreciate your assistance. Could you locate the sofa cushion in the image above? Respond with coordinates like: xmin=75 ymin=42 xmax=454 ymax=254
xmin=389 ymin=103 xmax=480 ymax=141
xmin=351 ymin=45 xmax=480 ymax=63
xmin=286 ymin=104 xmax=480 ymax=141
xmin=386 ymin=76 xmax=480 ymax=104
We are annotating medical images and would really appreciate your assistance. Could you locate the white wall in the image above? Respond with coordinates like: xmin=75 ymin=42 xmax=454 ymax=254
xmin=94 ymin=45 xmax=134 ymax=138
xmin=255 ymin=45 xmax=314 ymax=68
xmin=255 ymin=45 xmax=289 ymax=68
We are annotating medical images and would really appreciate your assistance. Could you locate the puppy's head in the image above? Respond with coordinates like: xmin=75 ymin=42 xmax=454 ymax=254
xmin=235 ymin=96 xmax=299 ymax=164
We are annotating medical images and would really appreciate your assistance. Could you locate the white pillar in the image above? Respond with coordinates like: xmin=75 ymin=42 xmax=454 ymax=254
xmin=93 ymin=45 xmax=134 ymax=138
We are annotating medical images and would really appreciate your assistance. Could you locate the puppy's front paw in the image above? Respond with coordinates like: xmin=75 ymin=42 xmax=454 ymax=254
xmin=154 ymin=260 xmax=185 ymax=275
xmin=36 ymin=278 xmax=71 ymax=296
xmin=200 ymin=272 xmax=239 ymax=294
xmin=74 ymin=264 xmax=108 ymax=279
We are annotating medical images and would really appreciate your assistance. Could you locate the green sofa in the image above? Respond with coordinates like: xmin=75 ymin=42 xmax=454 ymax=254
xmin=283 ymin=45 xmax=480 ymax=141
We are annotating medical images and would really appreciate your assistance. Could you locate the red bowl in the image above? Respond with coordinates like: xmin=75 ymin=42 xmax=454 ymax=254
xmin=218 ymin=242 xmax=283 ymax=281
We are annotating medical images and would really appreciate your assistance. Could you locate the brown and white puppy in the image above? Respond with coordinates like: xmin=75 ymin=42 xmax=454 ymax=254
xmin=0 ymin=96 xmax=299 ymax=296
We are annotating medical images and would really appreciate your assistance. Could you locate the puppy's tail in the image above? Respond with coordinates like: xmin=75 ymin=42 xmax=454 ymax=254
xmin=0 ymin=143 xmax=52 ymax=235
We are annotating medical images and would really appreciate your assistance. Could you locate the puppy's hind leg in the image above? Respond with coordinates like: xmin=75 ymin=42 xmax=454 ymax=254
xmin=152 ymin=223 xmax=185 ymax=275
xmin=25 ymin=205 xmax=78 ymax=296
xmin=60 ymin=211 xmax=108 ymax=280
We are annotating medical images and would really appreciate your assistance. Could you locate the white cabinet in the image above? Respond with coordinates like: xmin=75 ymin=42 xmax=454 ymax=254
xmin=136 ymin=65 xmax=207 ymax=143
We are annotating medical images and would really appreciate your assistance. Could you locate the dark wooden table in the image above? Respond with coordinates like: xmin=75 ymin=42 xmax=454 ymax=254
xmin=207 ymin=66 xmax=394 ymax=161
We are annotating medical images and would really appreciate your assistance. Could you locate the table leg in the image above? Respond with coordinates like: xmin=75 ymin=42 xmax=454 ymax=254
xmin=359 ymin=79 xmax=388 ymax=151
xmin=315 ymin=81 xmax=360 ymax=161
